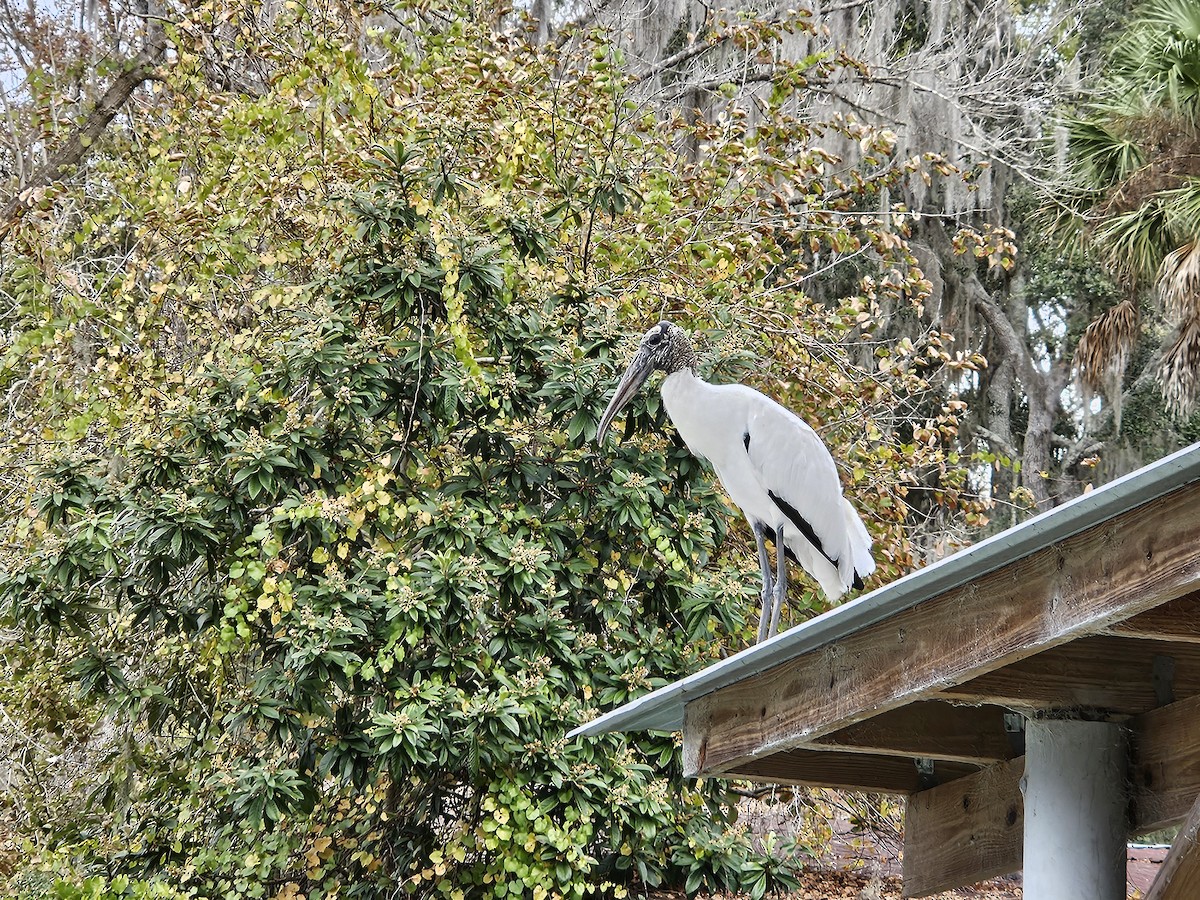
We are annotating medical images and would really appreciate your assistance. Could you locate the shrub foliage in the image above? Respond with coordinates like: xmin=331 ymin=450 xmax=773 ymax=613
xmin=0 ymin=4 xmax=978 ymax=897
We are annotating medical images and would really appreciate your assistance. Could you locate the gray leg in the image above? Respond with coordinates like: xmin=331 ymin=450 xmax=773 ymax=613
xmin=753 ymin=522 xmax=774 ymax=643
xmin=767 ymin=522 xmax=787 ymax=639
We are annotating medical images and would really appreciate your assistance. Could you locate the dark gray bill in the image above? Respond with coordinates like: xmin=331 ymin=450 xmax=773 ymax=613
xmin=596 ymin=350 xmax=653 ymax=443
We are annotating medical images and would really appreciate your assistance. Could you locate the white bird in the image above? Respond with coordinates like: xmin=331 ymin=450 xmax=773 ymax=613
xmin=597 ymin=321 xmax=875 ymax=642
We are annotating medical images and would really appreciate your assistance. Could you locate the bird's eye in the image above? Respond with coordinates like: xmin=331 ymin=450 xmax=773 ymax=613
xmin=646 ymin=331 xmax=663 ymax=346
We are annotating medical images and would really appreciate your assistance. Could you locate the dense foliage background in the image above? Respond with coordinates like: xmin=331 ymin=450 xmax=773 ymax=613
xmin=0 ymin=3 xmax=978 ymax=897
xmin=3 ymin=0 xmax=1198 ymax=897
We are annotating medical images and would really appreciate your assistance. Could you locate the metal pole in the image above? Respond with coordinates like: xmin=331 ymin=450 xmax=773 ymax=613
xmin=1022 ymin=717 xmax=1127 ymax=900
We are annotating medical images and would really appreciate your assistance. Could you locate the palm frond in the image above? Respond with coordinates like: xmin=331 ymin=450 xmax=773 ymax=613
xmin=1161 ymin=37 xmax=1200 ymax=108
xmin=1064 ymin=114 xmax=1146 ymax=187
xmin=1160 ymin=316 xmax=1200 ymax=414
xmin=1092 ymin=198 xmax=1175 ymax=284
xmin=1074 ymin=298 xmax=1141 ymax=430
xmin=1111 ymin=0 xmax=1200 ymax=117
xmin=1158 ymin=239 xmax=1200 ymax=320
xmin=1136 ymin=0 xmax=1200 ymax=36
xmin=1161 ymin=175 xmax=1200 ymax=233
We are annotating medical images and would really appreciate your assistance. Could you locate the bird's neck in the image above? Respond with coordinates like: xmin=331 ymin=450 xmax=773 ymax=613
xmin=661 ymin=336 xmax=698 ymax=374
xmin=662 ymin=367 xmax=704 ymax=391
xmin=664 ymin=361 xmax=697 ymax=377
xmin=660 ymin=368 xmax=719 ymax=459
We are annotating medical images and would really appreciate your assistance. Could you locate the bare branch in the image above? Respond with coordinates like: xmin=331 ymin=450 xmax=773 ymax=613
xmin=0 ymin=22 xmax=167 ymax=244
xmin=629 ymin=34 xmax=724 ymax=86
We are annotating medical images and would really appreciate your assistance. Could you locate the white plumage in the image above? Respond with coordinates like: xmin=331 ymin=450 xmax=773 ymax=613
xmin=597 ymin=321 xmax=875 ymax=641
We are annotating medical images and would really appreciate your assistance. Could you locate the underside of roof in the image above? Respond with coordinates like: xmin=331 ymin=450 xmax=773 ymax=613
xmin=572 ymin=442 xmax=1200 ymax=897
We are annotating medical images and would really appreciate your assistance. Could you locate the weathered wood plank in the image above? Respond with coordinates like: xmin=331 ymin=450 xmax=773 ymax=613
xmin=1145 ymin=793 xmax=1200 ymax=900
xmin=902 ymin=758 xmax=1024 ymax=899
xmin=722 ymin=748 xmax=979 ymax=794
xmin=814 ymin=701 xmax=1017 ymax=765
xmin=1131 ymin=694 xmax=1200 ymax=832
xmin=1107 ymin=590 xmax=1200 ymax=643
xmin=684 ymin=480 xmax=1200 ymax=777
xmin=936 ymin=636 xmax=1200 ymax=714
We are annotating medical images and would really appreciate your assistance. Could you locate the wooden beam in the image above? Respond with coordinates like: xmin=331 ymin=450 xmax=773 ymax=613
xmin=1131 ymin=694 xmax=1200 ymax=832
xmin=814 ymin=701 xmax=1017 ymax=765
xmin=902 ymin=757 xmax=1024 ymax=898
xmin=683 ymin=480 xmax=1200 ymax=777
xmin=722 ymin=748 xmax=979 ymax=794
xmin=1107 ymin=590 xmax=1200 ymax=643
xmin=936 ymin=636 xmax=1200 ymax=715
xmin=1145 ymin=794 xmax=1200 ymax=900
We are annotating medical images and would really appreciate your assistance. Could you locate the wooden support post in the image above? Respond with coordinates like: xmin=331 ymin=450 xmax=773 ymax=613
xmin=902 ymin=757 xmax=1024 ymax=897
xmin=1021 ymin=719 xmax=1127 ymax=900
xmin=1130 ymin=693 xmax=1200 ymax=831
xmin=1144 ymin=793 xmax=1200 ymax=900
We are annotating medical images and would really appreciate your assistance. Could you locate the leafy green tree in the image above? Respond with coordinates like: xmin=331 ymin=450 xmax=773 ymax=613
xmin=0 ymin=4 xmax=977 ymax=898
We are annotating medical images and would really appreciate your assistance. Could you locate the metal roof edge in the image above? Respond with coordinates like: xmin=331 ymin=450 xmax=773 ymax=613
xmin=569 ymin=442 xmax=1200 ymax=737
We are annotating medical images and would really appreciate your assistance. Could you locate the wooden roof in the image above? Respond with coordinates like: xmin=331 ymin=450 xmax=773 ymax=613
xmin=574 ymin=443 xmax=1200 ymax=896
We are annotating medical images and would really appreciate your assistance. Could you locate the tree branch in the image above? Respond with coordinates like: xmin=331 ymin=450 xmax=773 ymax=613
xmin=630 ymin=35 xmax=724 ymax=86
xmin=0 ymin=24 xmax=167 ymax=244
xmin=628 ymin=9 xmax=789 ymax=87
xmin=972 ymin=424 xmax=1020 ymax=460
xmin=966 ymin=273 xmax=1036 ymax=384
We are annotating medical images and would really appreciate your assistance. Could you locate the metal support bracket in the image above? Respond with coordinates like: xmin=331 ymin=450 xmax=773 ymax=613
xmin=915 ymin=756 xmax=936 ymax=790
xmin=1004 ymin=711 xmax=1026 ymax=756
xmin=1153 ymin=653 xmax=1176 ymax=707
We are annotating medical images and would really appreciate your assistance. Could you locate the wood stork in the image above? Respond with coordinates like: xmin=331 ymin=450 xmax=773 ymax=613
xmin=597 ymin=321 xmax=875 ymax=642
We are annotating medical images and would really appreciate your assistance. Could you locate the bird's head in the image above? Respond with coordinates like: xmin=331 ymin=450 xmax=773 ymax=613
xmin=596 ymin=321 xmax=697 ymax=443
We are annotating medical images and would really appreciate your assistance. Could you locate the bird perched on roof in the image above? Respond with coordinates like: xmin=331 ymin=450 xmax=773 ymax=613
xmin=597 ymin=321 xmax=874 ymax=642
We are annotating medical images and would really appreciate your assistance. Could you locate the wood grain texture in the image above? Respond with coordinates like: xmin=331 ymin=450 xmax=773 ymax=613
xmin=813 ymin=701 xmax=1017 ymax=764
xmin=722 ymin=748 xmax=979 ymax=793
xmin=1107 ymin=590 xmax=1200 ymax=643
xmin=902 ymin=758 xmax=1024 ymax=899
xmin=683 ymin=480 xmax=1200 ymax=777
xmin=1130 ymin=694 xmax=1200 ymax=832
xmin=937 ymin=635 xmax=1200 ymax=714
xmin=1145 ymin=793 xmax=1200 ymax=900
